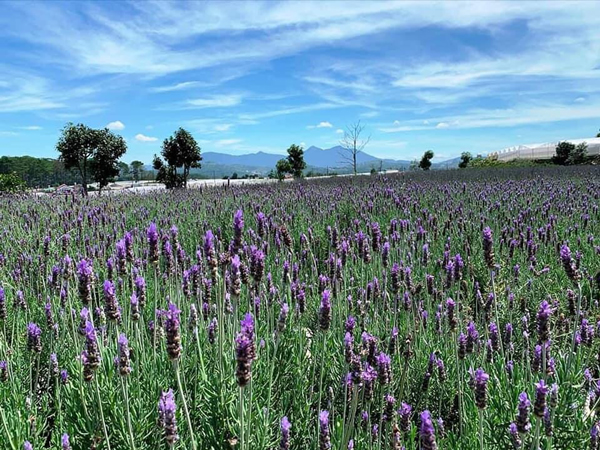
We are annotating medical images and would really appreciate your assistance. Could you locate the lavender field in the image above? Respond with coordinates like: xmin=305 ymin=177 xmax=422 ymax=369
xmin=1 ymin=167 xmax=599 ymax=450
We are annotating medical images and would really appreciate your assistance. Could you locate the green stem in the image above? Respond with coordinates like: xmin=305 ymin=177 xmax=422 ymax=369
xmin=120 ymin=377 xmax=136 ymax=450
xmin=94 ymin=377 xmax=112 ymax=450
xmin=174 ymin=362 xmax=197 ymax=450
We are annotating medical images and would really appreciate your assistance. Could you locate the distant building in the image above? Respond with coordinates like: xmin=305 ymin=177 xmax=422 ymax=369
xmin=489 ymin=138 xmax=600 ymax=161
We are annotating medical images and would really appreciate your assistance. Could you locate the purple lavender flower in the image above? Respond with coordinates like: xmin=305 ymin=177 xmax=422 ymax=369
xmin=419 ymin=410 xmax=438 ymax=450
xmin=399 ymin=402 xmax=412 ymax=432
xmin=474 ymin=368 xmax=489 ymax=409
xmin=376 ymin=352 xmax=391 ymax=385
xmin=319 ymin=290 xmax=332 ymax=331
xmin=232 ymin=210 xmax=244 ymax=254
xmin=516 ymin=392 xmax=531 ymax=433
xmin=76 ymin=259 xmax=94 ymax=305
xmin=103 ymin=280 xmax=121 ymax=323
xmin=208 ymin=317 xmax=217 ymax=345
xmin=147 ymin=222 xmax=159 ymax=265
xmin=0 ymin=360 xmax=8 ymax=382
xmin=61 ymin=433 xmax=71 ymax=450
xmin=27 ymin=322 xmax=42 ymax=353
xmin=165 ymin=303 xmax=182 ymax=361
xmin=483 ymin=226 xmax=495 ymax=268
xmin=560 ymin=244 xmax=580 ymax=282
xmin=158 ymin=389 xmax=178 ymax=446
xmin=534 ymin=379 xmax=549 ymax=418
xmin=280 ymin=416 xmax=291 ymax=450
xmin=235 ymin=332 xmax=252 ymax=387
xmin=508 ymin=422 xmax=521 ymax=449
xmin=319 ymin=410 xmax=331 ymax=450
xmin=23 ymin=442 xmax=32 ymax=450
xmin=446 ymin=298 xmax=457 ymax=331
xmin=117 ymin=333 xmax=132 ymax=376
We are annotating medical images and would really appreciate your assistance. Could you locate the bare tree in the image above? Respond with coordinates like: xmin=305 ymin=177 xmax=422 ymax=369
xmin=338 ymin=121 xmax=371 ymax=175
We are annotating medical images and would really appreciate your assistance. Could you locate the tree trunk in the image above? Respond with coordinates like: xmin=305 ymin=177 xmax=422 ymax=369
xmin=81 ymin=160 xmax=88 ymax=196
xmin=353 ymin=152 xmax=357 ymax=175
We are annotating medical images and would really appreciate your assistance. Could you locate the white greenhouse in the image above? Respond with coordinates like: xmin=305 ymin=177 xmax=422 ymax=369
xmin=489 ymin=138 xmax=600 ymax=161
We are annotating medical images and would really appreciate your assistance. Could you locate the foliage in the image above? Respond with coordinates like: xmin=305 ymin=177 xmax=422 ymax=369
xmin=458 ymin=151 xmax=472 ymax=168
xmin=55 ymin=123 xmax=127 ymax=195
xmin=552 ymin=141 xmax=576 ymax=165
xmin=0 ymin=156 xmax=80 ymax=188
xmin=286 ymin=144 xmax=306 ymax=178
xmin=130 ymin=161 xmax=145 ymax=183
xmin=275 ymin=158 xmax=291 ymax=181
xmin=567 ymin=142 xmax=588 ymax=165
xmin=154 ymin=128 xmax=202 ymax=188
xmin=419 ymin=149 xmax=434 ymax=170
xmin=0 ymin=172 xmax=26 ymax=193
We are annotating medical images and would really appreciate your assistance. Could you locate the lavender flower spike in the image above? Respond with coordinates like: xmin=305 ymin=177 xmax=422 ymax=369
xmin=419 ymin=410 xmax=438 ymax=450
xmin=280 ymin=416 xmax=291 ymax=450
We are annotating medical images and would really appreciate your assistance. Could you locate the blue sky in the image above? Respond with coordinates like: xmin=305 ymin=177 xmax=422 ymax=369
xmin=1 ymin=1 xmax=599 ymax=163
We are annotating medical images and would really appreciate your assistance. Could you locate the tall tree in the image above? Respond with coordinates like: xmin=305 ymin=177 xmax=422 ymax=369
xmin=458 ymin=152 xmax=472 ymax=169
xmin=339 ymin=121 xmax=370 ymax=175
xmin=286 ymin=144 xmax=306 ymax=178
xmin=130 ymin=161 xmax=144 ymax=183
xmin=154 ymin=128 xmax=201 ymax=188
xmin=56 ymin=123 xmax=126 ymax=195
xmin=552 ymin=141 xmax=575 ymax=165
xmin=275 ymin=159 xmax=291 ymax=181
xmin=567 ymin=142 xmax=588 ymax=165
xmin=419 ymin=150 xmax=434 ymax=170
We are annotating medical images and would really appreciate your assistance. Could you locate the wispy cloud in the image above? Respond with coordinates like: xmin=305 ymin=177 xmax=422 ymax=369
xmin=18 ymin=126 xmax=42 ymax=130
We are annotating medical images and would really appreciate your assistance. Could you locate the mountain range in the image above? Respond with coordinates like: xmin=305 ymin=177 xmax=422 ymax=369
xmin=165 ymin=146 xmax=459 ymax=178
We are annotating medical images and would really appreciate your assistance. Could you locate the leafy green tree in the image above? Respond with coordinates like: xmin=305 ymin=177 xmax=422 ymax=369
xmin=552 ymin=141 xmax=575 ymax=165
xmin=130 ymin=161 xmax=144 ymax=183
xmin=458 ymin=152 xmax=472 ymax=169
xmin=567 ymin=142 xmax=588 ymax=165
xmin=286 ymin=144 xmax=306 ymax=178
xmin=275 ymin=159 xmax=291 ymax=181
xmin=231 ymin=172 xmax=239 ymax=180
xmin=0 ymin=172 xmax=26 ymax=193
xmin=154 ymin=128 xmax=201 ymax=189
xmin=56 ymin=123 xmax=127 ymax=195
xmin=596 ymin=129 xmax=600 ymax=138
xmin=419 ymin=150 xmax=434 ymax=170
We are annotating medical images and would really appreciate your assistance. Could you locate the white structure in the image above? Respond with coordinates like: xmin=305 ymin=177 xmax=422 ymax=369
xmin=489 ymin=138 xmax=600 ymax=161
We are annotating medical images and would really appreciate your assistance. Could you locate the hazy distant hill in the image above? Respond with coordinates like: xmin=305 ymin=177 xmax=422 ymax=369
xmin=147 ymin=146 xmax=459 ymax=178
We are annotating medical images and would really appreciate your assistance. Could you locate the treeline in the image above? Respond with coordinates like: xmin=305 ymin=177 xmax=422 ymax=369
xmin=0 ymin=156 xmax=80 ymax=187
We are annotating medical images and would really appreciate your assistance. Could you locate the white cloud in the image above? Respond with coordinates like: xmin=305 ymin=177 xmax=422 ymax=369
xmin=308 ymin=121 xmax=333 ymax=129
xmin=214 ymin=123 xmax=233 ymax=132
xmin=240 ymin=102 xmax=340 ymax=120
xmin=135 ymin=133 xmax=158 ymax=142
xmin=436 ymin=122 xmax=449 ymax=129
xmin=106 ymin=120 xmax=125 ymax=130
xmin=19 ymin=125 xmax=42 ymax=130
xmin=185 ymin=94 xmax=242 ymax=109
xmin=0 ymin=131 xmax=18 ymax=136
xmin=300 ymin=142 xmax=306 ymax=148
xmin=575 ymin=97 xmax=586 ymax=103
xmin=360 ymin=111 xmax=379 ymax=118
xmin=336 ymin=129 xmax=343 ymax=134
xmin=215 ymin=138 xmax=242 ymax=147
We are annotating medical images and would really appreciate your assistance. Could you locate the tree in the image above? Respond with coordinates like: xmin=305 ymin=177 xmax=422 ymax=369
xmin=458 ymin=152 xmax=472 ymax=169
xmin=286 ymin=144 xmax=306 ymax=178
xmin=231 ymin=172 xmax=239 ymax=180
xmin=552 ymin=141 xmax=575 ymax=165
xmin=275 ymin=159 xmax=291 ymax=181
xmin=339 ymin=121 xmax=371 ymax=175
xmin=0 ymin=172 xmax=26 ymax=193
xmin=596 ymin=129 xmax=600 ymax=138
xmin=419 ymin=150 xmax=434 ymax=170
xmin=154 ymin=128 xmax=201 ymax=189
xmin=567 ymin=142 xmax=588 ymax=165
xmin=130 ymin=161 xmax=144 ymax=183
xmin=56 ymin=123 xmax=127 ymax=196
